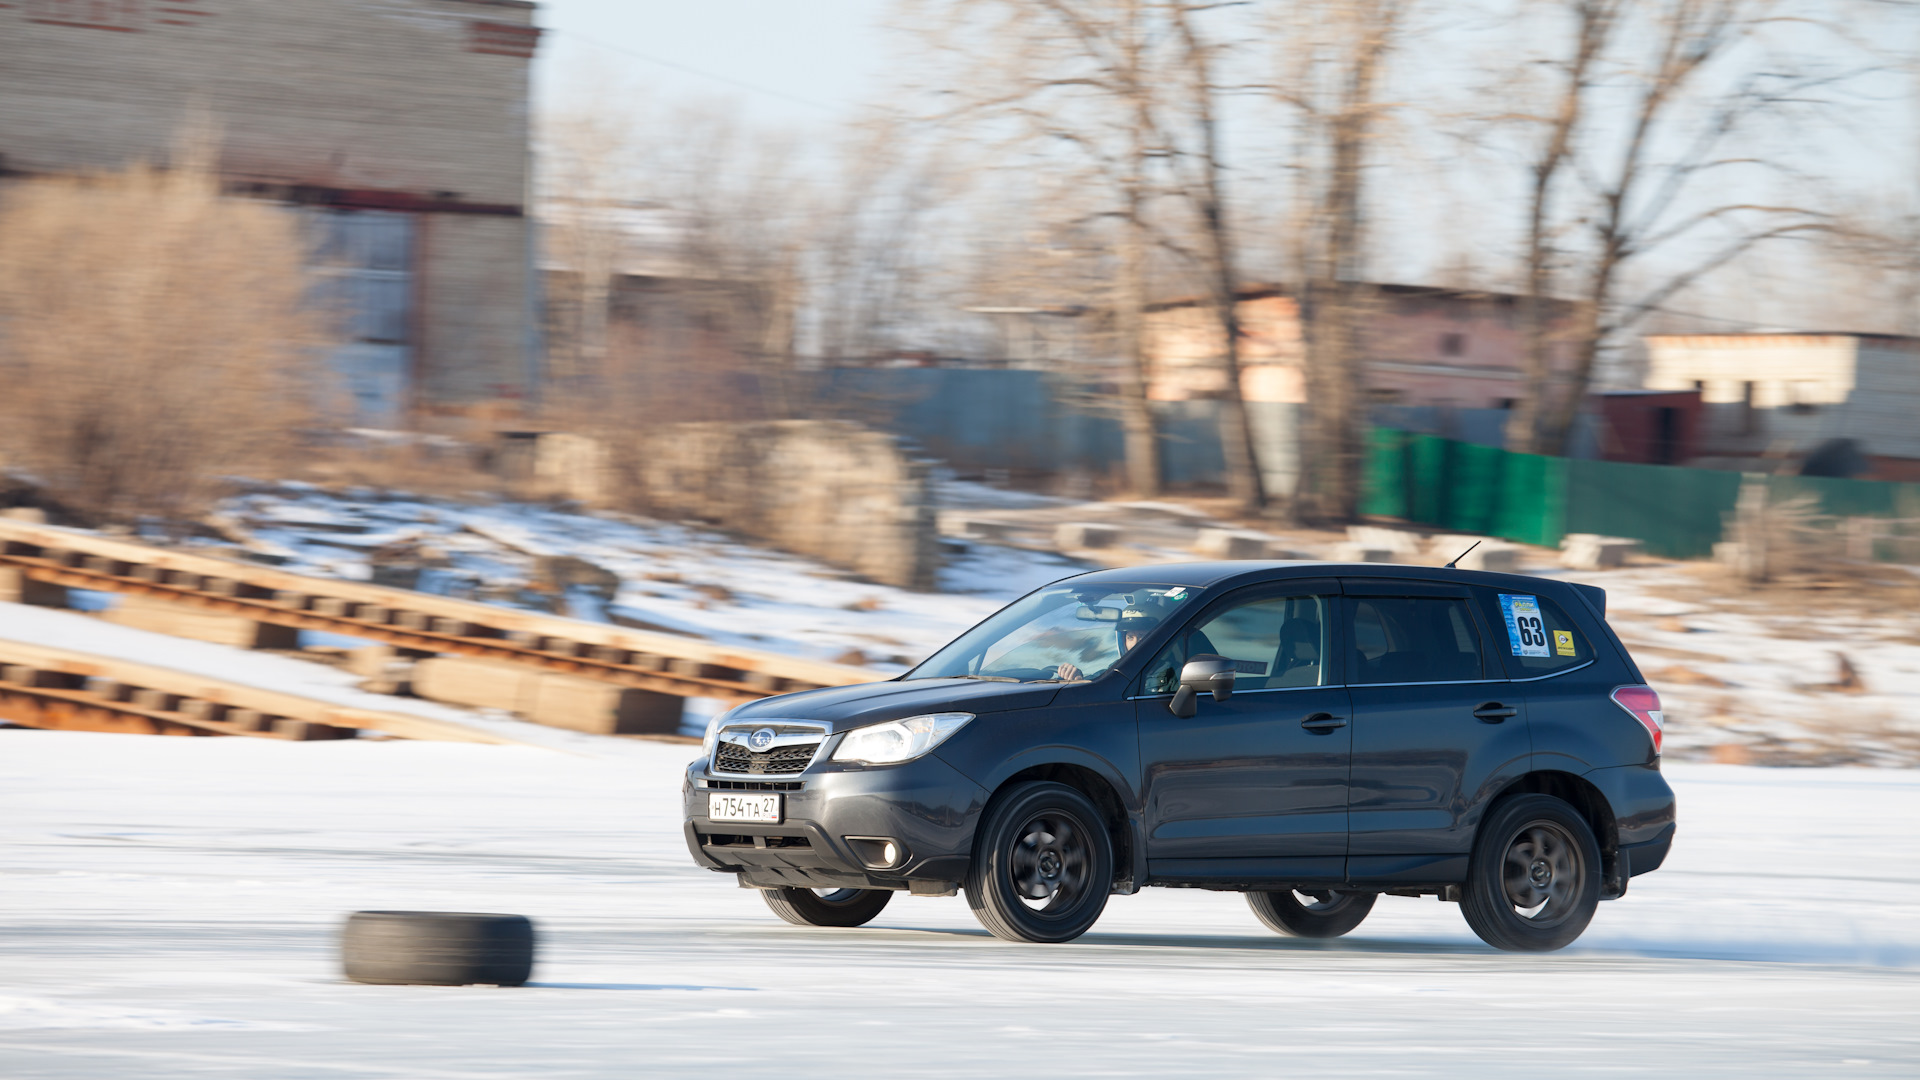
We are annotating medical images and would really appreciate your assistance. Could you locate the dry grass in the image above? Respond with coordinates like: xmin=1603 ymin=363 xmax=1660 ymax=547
xmin=0 ymin=133 xmax=321 ymax=526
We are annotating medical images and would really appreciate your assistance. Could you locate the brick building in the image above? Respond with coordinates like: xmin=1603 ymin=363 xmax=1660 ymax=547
xmin=0 ymin=0 xmax=542 ymax=425
xmin=1143 ymin=284 xmax=1582 ymax=407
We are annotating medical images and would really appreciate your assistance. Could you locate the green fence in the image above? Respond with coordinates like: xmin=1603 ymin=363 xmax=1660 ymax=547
xmin=1361 ymin=428 xmax=1920 ymax=559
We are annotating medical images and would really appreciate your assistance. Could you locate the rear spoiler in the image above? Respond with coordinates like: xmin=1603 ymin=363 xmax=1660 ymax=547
xmin=1568 ymin=581 xmax=1606 ymax=619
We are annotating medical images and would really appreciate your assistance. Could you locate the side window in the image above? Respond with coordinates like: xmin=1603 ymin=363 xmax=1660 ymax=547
xmin=1141 ymin=594 xmax=1330 ymax=694
xmin=1343 ymin=596 xmax=1485 ymax=684
xmin=1485 ymin=591 xmax=1592 ymax=675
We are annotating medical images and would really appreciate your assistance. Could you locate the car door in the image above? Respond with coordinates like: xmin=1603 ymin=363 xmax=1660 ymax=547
xmin=1135 ymin=581 xmax=1352 ymax=883
xmin=1340 ymin=579 xmax=1532 ymax=881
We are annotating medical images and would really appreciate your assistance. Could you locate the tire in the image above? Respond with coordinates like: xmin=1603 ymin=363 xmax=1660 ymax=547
xmin=762 ymin=887 xmax=893 ymax=927
xmin=966 ymin=781 xmax=1114 ymax=943
xmin=341 ymin=911 xmax=534 ymax=986
xmin=1246 ymin=889 xmax=1377 ymax=938
xmin=1460 ymin=794 xmax=1603 ymax=952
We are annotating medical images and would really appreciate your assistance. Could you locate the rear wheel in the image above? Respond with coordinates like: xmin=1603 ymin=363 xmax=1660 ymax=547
xmin=1460 ymin=794 xmax=1602 ymax=952
xmin=1246 ymin=889 xmax=1376 ymax=938
xmin=761 ymin=886 xmax=892 ymax=927
xmin=966 ymin=781 xmax=1113 ymax=943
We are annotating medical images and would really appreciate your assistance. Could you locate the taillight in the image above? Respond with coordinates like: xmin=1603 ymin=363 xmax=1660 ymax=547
xmin=1611 ymin=685 xmax=1664 ymax=755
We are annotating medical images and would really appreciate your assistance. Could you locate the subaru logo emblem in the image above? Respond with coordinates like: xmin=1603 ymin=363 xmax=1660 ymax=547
xmin=748 ymin=728 xmax=776 ymax=752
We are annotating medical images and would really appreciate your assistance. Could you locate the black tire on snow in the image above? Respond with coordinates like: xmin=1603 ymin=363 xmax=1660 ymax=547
xmin=1460 ymin=794 xmax=1603 ymax=952
xmin=341 ymin=911 xmax=535 ymax=986
xmin=762 ymin=887 xmax=893 ymax=927
xmin=965 ymin=780 xmax=1114 ymax=944
xmin=1246 ymin=889 xmax=1377 ymax=938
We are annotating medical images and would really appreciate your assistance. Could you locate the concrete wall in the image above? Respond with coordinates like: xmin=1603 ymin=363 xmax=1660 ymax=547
xmin=623 ymin=421 xmax=938 ymax=591
xmin=1647 ymin=334 xmax=1920 ymax=462
xmin=0 ymin=0 xmax=539 ymax=411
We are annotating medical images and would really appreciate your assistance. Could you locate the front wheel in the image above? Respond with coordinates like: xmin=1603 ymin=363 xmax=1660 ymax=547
xmin=1246 ymin=889 xmax=1376 ymax=938
xmin=762 ymin=887 xmax=892 ymax=927
xmin=1460 ymin=794 xmax=1602 ymax=952
xmin=966 ymin=781 xmax=1114 ymax=943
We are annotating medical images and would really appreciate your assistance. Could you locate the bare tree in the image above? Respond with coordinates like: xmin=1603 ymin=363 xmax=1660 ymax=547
xmin=1270 ymin=0 xmax=1412 ymax=521
xmin=1502 ymin=0 xmax=1839 ymax=455
xmin=538 ymin=78 xmax=646 ymax=396
xmin=903 ymin=0 xmax=1181 ymax=496
xmin=1166 ymin=3 xmax=1267 ymax=512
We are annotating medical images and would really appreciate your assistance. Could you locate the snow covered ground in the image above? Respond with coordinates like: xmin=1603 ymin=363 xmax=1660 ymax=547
xmin=2 ymin=730 xmax=1917 ymax=1078
xmin=175 ymin=482 xmax=1920 ymax=763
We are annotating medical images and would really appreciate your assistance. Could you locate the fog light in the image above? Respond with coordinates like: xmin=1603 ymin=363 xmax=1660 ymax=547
xmin=845 ymin=836 xmax=907 ymax=870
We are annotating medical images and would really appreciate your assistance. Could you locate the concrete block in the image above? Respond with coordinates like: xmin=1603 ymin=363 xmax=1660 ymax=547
xmin=312 ymin=597 xmax=356 ymax=617
xmin=130 ymin=688 xmax=181 ymax=712
xmin=103 ymin=595 xmax=299 ymax=649
xmin=179 ymin=700 xmax=227 ymax=723
xmin=227 ymin=709 xmax=271 ymax=732
xmin=1332 ymin=543 xmax=1398 ymax=563
xmin=0 ymin=567 xmax=70 ymax=607
xmin=430 ymin=617 xmax=471 ymax=636
xmin=85 ymin=677 xmax=131 ymax=701
xmin=527 ymin=673 xmax=684 ymax=735
xmin=1347 ymin=525 xmax=1425 ymax=554
xmin=1055 ymin=522 xmax=1120 ymax=549
xmin=1193 ymin=528 xmax=1274 ymax=560
xmin=1561 ymin=534 xmax=1643 ymax=570
xmin=344 ymin=646 xmax=399 ymax=679
xmin=409 ymin=656 xmax=541 ymax=714
xmin=2 ymin=664 xmax=52 ymax=686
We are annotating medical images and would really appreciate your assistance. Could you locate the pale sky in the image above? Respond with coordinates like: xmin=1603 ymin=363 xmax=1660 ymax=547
xmin=531 ymin=0 xmax=894 ymax=127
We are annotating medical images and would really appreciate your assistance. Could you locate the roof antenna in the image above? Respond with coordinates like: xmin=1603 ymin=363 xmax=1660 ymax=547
xmin=1444 ymin=540 xmax=1481 ymax=569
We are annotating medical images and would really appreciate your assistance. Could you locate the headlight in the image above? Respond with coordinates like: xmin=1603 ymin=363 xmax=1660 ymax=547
xmin=831 ymin=712 xmax=974 ymax=766
xmin=700 ymin=706 xmax=737 ymax=763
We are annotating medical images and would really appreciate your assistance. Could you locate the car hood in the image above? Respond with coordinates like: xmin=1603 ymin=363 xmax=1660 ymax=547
xmin=726 ymin=677 xmax=1060 ymax=731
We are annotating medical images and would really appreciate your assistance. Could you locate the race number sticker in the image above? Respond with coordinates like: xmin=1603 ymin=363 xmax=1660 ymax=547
xmin=1499 ymin=594 xmax=1550 ymax=657
xmin=1553 ymin=630 xmax=1577 ymax=657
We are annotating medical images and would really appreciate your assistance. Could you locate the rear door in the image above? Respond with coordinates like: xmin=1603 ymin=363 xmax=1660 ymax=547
xmin=1470 ymin=586 xmax=1647 ymax=771
xmin=1136 ymin=580 xmax=1351 ymax=882
xmin=1340 ymin=579 xmax=1533 ymax=879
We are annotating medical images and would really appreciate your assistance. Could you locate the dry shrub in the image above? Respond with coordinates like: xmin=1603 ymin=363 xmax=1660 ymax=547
xmin=0 ymin=138 xmax=320 ymax=525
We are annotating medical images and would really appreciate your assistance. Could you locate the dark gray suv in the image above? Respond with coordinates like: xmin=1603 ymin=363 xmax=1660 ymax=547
xmin=682 ymin=561 xmax=1675 ymax=952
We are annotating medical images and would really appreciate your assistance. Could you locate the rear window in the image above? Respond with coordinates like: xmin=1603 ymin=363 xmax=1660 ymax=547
xmin=1343 ymin=596 xmax=1485 ymax=684
xmin=1487 ymin=591 xmax=1592 ymax=675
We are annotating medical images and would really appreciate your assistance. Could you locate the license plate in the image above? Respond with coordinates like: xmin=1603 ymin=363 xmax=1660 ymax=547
xmin=708 ymin=792 xmax=782 ymax=823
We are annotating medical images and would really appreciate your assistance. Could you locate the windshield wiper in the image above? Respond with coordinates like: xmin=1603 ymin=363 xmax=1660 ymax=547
xmin=949 ymin=675 xmax=1021 ymax=682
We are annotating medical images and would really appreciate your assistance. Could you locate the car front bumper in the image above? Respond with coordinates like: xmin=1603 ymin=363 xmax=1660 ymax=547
xmin=682 ymin=751 xmax=990 ymax=891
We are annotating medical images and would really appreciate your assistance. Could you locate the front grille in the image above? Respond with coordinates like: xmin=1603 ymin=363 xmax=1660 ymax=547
xmin=706 ymin=779 xmax=804 ymax=791
xmin=714 ymin=741 xmax=820 ymax=775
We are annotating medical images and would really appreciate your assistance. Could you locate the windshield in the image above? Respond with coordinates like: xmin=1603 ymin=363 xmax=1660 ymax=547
xmin=908 ymin=583 xmax=1203 ymax=683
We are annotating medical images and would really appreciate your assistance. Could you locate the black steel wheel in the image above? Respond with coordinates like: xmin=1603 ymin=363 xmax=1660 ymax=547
xmin=966 ymin=781 xmax=1113 ymax=943
xmin=761 ymin=886 xmax=892 ymax=927
xmin=1246 ymin=889 xmax=1377 ymax=938
xmin=1460 ymin=794 xmax=1602 ymax=952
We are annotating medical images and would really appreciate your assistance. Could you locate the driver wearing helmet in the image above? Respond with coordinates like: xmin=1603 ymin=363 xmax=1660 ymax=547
xmin=1054 ymin=607 xmax=1160 ymax=681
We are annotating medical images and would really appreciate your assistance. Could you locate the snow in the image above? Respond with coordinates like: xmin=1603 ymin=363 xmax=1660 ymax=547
xmin=0 ymin=601 xmax=636 ymax=754
xmin=2 ymin=730 xmax=1916 ymax=1077
xmin=192 ymin=487 xmax=1091 ymax=675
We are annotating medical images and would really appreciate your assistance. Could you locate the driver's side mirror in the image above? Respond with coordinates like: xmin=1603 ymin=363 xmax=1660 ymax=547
xmin=1169 ymin=654 xmax=1235 ymax=718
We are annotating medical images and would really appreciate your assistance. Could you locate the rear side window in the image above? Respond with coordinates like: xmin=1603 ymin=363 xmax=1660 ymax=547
xmin=1487 ymin=591 xmax=1592 ymax=675
xmin=1343 ymin=596 xmax=1485 ymax=684
xmin=1142 ymin=594 xmax=1330 ymax=694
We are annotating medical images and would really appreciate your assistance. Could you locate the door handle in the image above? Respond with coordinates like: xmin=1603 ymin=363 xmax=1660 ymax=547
xmin=1301 ymin=712 xmax=1347 ymax=733
xmin=1473 ymin=702 xmax=1518 ymax=723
